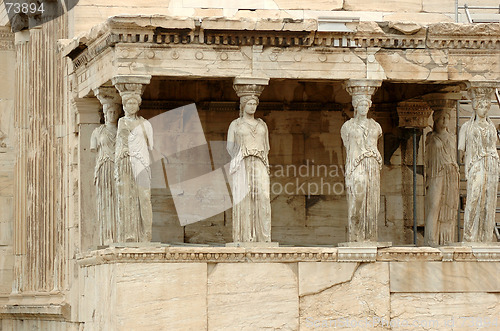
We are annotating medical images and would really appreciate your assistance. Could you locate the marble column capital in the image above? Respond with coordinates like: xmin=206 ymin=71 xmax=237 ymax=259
xmin=423 ymin=91 xmax=461 ymax=112
xmin=397 ymin=99 xmax=433 ymax=129
xmin=466 ymin=81 xmax=499 ymax=102
xmin=112 ymin=75 xmax=152 ymax=101
xmin=343 ymin=79 xmax=382 ymax=99
xmin=233 ymin=77 xmax=269 ymax=98
xmin=93 ymin=86 xmax=121 ymax=107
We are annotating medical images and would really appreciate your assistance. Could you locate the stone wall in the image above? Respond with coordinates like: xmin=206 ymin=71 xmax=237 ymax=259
xmin=76 ymin=246 xmax=500 ymax=331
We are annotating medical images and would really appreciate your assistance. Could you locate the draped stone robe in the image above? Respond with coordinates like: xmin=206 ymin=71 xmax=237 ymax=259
xmin=341 ymin=118 xmax=382 ymax=242
xmin=227 ymin=117 xmax=271 ymax=242
xmin=424 ymin=130 xmax=459 ymax=246
xmin=91 ymin=125 xmax=117 ymax=245
xmin=458 ymin=118 xmax=499 ymax=242
xmin=115 ymin=116 xmax=154 ymax=242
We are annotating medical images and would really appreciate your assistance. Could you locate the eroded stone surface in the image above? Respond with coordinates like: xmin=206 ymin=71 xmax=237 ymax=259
xmin=300 ymin=263 xmax=390 ymax=330
xmin=299 ymin=262 xmax=358 ymax=296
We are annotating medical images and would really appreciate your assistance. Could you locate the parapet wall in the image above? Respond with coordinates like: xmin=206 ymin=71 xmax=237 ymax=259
xmin=74 ymin=245 xmax=500 ymax=330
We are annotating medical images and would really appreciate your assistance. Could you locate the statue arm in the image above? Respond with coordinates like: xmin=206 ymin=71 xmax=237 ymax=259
xmin=226 ymin=120 xmax=238 ymax=158
xmin=146 ymin=120 xmax=154 ymax=151
xmin=457 ymin=122 xmax=467 ymax=152
xmin=457 ymin=122 xmax=468 ymax=163
xmin=340 ymin=122 xmax=349 ymax=147
xmin=264 ymin=121 xmax=270 ymax=154
xmin=90 ymin=127 xmax=98 ymax=153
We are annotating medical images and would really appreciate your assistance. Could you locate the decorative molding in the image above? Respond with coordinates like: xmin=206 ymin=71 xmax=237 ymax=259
xmin=337 ymin=247 xmax=377 ymax=262
xmin=77 ymin=247 xmax=339 ymax=266
xmin=471 ymin=246 xmax=500 ymax=262
xmin=378 ymin=247 xmax=443 ymax=261
xmin=76 ymin=246 xmax=500 ymax=266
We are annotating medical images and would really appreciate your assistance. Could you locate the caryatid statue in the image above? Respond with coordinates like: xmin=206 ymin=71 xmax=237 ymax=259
xmin=424 ymin=107 xmax=459 ymax=246
xmin=112 ymin=76 xmax=154 ymax=242
xmin=227 ymin=79 xmax=271 ymax=243
xmin=91 ymin=87 xmax=121 ymax=245
xmin=458 ymin=83 xmax=499 ymax=243
xmin=341 ymin=80 xmax=382 ymax=242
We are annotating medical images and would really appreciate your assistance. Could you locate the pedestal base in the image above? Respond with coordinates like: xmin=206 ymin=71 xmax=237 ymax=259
xmin=337 ymin=242 xmax=392 ymax=248
xmin=226 ymin=242 xmax=279 ymax=248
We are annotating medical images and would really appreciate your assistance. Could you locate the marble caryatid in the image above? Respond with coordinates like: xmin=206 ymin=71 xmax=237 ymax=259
xmin=341 ymin=82 xmax=382 ymax=242
xmin=91 ymin=89 xmax=120 ymax=245
xmin=114 ymin=85 xmax=154 ymax=242
xmin=458 ymin=85 xmax=499 ymax=243
xmin=227 ymin=89 xmax=271 ymax=243
xmin=424 ymin=108 xmax=459 ymax=246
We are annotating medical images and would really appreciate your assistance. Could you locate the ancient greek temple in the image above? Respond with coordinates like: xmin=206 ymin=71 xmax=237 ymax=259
xmin=0 ymin=1 xmax=500 ymax=330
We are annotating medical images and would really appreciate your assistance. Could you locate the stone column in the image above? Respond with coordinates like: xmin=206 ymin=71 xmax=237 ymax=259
xmin=228 ymin=77 xmax=277 ymax=247
xmin=92 ymin=87 xmax=121 ymax=246
xmin=396 ymin=100 xmax=432 ymax=246
xmin=459 ymin=81 xmax=500 ymax=243
xmin=422 ymin=91 xmax=461 ymax=246
xmin=340 ymin=79 xmax=384 ymax=246
xmin=112 ymin=75 xmax=153 ymax=243
xmin=74 ymin=96 xmax=103 ymax=251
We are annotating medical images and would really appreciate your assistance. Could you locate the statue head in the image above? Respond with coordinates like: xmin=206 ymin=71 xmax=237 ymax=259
xmin=103 ymin=102 xmax=120 ymax=124
xmin=351 ymin=94 xmax=372 ymax=117
xmin=468 ymin=87 xmax=493 ymax=120
xmin=122 ymin=93 xmax=142 ymax=116
xmin=432 ymin=109 xmax=451 ymax=133
xmin=239 ymin=95 xmax=259 ymax=117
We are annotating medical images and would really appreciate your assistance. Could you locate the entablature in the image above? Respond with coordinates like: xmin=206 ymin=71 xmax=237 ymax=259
xmin=63 ymin=16 xmax=500 ymax=98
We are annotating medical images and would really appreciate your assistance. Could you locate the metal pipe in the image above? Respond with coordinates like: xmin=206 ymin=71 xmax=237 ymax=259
xmin=413 ymin=128 xmax=417 ymax=246
xmin=455 ymin=0 xmax=459 ymax=22
xmin=464 ymin=5 xmax=473 ymax=23
xmin=458 ymin=5 xmax=500 ymax=10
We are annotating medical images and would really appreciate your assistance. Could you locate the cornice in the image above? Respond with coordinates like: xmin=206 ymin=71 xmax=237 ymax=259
xmin=67 ymin=16 xmax=500 ymax=71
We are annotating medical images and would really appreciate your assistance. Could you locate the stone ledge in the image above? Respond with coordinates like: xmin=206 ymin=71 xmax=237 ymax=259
xmin=0 ymin=304 xmax=70 ymax=320
xmin=76 ymin=246 xmax=500 ymax=266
